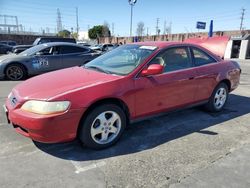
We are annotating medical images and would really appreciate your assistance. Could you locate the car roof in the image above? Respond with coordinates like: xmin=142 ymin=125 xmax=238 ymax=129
xmin=38 ymin=42 xmax=87 ymax=48
xmin=134 ymin=41 xmax=212 ymax=49
xmin=133 ymin=41 xmax=221 ymax=61
xmin=134 ymin=41 xmax=183 ymax=49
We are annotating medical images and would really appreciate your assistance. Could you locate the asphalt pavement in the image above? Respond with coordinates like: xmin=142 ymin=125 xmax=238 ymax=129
xmin=0 ymin=60 xmax=250 ymax=188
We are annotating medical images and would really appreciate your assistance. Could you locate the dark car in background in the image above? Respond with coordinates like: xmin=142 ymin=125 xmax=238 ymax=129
xmin=12 ymin=37 xmax=76 ymax=54
xmin=0 ymin=40 xmax=17 ymax=46
xmin=0 ymin=44 xmax=13 ymax=54
xmin=91 ymin=43 xmax=116 ymax=52
xmin=0 ymin=42 xmax=100 ymax=80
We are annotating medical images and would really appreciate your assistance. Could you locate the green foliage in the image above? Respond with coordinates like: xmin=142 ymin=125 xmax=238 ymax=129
xmin=57 ymin=30 xmax=71 ymax=38
xmin=88 ymin=25 xmax=111 ymax=39
xmin=71 ymin=32 xmax=78 ymax=39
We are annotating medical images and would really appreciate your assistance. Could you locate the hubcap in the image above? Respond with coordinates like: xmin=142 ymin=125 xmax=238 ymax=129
xmin=6 ymin=66 xmax=23 ymax=80
xmin=90 ymin=111 xmax=121 ymax=144
xmin=214 ymin=87 xmax=227 ymax=109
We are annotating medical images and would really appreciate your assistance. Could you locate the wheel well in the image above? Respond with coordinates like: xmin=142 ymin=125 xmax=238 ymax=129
xmin=4 ymin=62 xmax=28 ymax=75
xmin=77 ymin=98 xmax=130 ymax=135
xmin=220 ymin=79 xmax=231 ymax=91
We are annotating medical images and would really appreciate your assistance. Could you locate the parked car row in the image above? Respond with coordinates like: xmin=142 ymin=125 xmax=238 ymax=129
xmin=90 ymin=43 xmax=118 ymax=52
xmin=12 ymin=37 xmax=76 ymax=54
xmin=0 ymin=43 xmax=13 ymax=54
xmin=0 ymin=36 xmax=121 ymax=80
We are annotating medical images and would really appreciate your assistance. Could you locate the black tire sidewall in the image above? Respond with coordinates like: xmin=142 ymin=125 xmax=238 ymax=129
xmin=79 ymin=104 xmax=126 ymax=149
xmin=6 ymin=64 xmax=26 ymax=80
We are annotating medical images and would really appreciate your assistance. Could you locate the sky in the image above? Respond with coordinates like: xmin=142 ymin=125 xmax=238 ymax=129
xmin=1 ymin=0 xmax=250 ymax=37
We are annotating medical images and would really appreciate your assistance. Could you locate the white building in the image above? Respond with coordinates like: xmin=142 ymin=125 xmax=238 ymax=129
xmin=78 ymin=31 xmax=89 ymax=41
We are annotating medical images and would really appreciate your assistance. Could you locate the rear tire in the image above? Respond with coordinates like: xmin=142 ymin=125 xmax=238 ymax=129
xmin=79 ymin=104 xmax=126 ymax=149
xmin=5 ymin=64 xmax=26 ymax=80
xmin=205 ymin=83 xmax=228 ymax=112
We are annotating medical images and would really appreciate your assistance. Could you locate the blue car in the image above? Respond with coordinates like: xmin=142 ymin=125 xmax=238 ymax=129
xmin=0 ymin=42 xmax=100 ymax=80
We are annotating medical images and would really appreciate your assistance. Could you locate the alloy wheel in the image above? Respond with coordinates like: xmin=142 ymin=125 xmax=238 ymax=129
xmin=90 ymin=111 xmax=121 ymax=144
xmin=6 ymin=65 xmax=24 ymax=80
xmin=214 ymin=87 xmax=227 ymax=110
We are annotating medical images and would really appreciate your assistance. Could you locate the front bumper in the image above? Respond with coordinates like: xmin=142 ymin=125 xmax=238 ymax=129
xmin=0 ymin=65 xmax=5 ymax=79
xmin=5 ymin=101 xmax=85 ymax=143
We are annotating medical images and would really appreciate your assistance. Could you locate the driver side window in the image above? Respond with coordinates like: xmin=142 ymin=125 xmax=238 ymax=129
xmin=39 ymin=47 xmax=53 ymax=55
xmin=149 ymin=47 xmax=192 ymax=73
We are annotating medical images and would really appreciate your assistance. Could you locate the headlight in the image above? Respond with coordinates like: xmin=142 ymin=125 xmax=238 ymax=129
xmin=21 ymin=100 xmax=70 ymax=115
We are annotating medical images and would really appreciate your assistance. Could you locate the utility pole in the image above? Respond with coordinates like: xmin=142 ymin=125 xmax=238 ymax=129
xmin=147 ymin=27 xmax=149 ymax=36
xmin=56 ymin=8 xmax=62 ymax=32
xmin=128 ymin=0 xmax=137 ymax=37
xmin=240 ymin=8 xmax=245 ymax=31
xmin=156 ymin=18 xmax=159 ymax=35
xmin=76 ymin=7 xmax=79 ymax=37
xmin=163 ymin=19 xmax=166 ymax=35
xmin=112 ymin=22 xmax=114 ymax=36
xmin=169 ymin=21 xmax=172 ymax=34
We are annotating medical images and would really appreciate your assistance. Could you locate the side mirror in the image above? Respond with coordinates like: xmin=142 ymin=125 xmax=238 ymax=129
xmin=141 ymin=64 xmax=164 ymax=76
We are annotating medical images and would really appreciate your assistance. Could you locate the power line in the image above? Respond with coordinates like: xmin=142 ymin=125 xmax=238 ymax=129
xmin=240 ymin=8 xmax=245 ymax=31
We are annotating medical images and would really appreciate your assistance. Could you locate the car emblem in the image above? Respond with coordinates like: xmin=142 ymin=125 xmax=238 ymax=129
xmin=10 ymin=96 xmax=18 ymax=106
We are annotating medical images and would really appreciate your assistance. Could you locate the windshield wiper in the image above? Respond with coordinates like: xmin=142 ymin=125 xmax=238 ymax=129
xmin=84 ymin=65 xmax=111 ymax=74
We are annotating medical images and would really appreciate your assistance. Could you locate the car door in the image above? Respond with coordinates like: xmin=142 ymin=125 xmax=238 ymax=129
xmin=60 ymin=45 xmax=93 ymax=68
xmin=190 ymin=47 xmax=219 ymax=102
xmin=134 ymin=46 xmax=198 ymax=117
xmin=32 ymin=46 xmax=62 ymax=73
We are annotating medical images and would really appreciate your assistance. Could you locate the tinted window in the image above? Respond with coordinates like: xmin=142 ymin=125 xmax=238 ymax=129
xmin=9 ymin=42 xmax=16 ymax=46
xmin=40 ymin=47 xmax=53 ymax=55
xmin=192 ymin=47 xmax=216 ymax=66
xmin=151 ymin=47 xmax=192 ymax=73
xmin=60 ymin=46 xmax=88 ymax=54
xmin=38 ymin=39 xmax=50 ymax=44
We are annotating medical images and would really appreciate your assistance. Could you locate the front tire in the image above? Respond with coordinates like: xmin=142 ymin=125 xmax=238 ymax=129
xmin=5 ymin=64 xmax=26 ymax=80
xmin=79 ymin=104 xmax=126 ymax=149
xmin=205 ymin=83 xmax=229 ymax=112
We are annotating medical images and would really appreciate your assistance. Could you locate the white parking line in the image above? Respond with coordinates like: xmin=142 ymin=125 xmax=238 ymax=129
xmin=70 ymin=160 xmax=106 ymax=174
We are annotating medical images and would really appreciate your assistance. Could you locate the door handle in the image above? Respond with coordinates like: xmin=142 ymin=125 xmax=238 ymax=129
xmin=189 ymin=77 xmax=194 ymax=80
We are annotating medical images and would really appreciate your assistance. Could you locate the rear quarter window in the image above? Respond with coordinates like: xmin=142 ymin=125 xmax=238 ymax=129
xmin=192 ymin=47 xmax=216 ymax=66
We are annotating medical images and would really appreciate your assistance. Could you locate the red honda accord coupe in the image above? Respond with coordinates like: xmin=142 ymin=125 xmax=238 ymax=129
xmin=4 ymin=42 xmax=241 ymax=149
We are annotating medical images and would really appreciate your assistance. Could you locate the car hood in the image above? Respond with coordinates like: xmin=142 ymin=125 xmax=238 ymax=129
xmin=0 ymin=54 xmax=18 ymax=63
xmin=12 ymin=66 xmax=123 ymax=101
xmin=0 ymin=54 xmax=28 ymax=64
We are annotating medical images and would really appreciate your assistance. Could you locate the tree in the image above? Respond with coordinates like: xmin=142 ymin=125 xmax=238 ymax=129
xmin=88 ymin=25 xmax=103 ymax=39
xmin=71 ymin=32 xmax=78 ymax=39
xmin=57 ymin=29 xmax=71 ymax=38
xmin=136 ymin=21 xmax=145 ymax=37
xmin=88 ymin=25 xmax=111 ymax=39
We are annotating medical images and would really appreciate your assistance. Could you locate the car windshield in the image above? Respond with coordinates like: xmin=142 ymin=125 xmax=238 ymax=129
xmin=33 ymin=38 xmax=40 ymax=45
xmin=19 ymin=44 xmax=48 ymax=56
xmin=84 ymin=44 xmax=157 ymax=75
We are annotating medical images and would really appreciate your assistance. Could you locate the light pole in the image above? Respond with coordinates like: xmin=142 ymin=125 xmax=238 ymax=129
xmin=128 ymin=0 xmax=137 ymax=37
